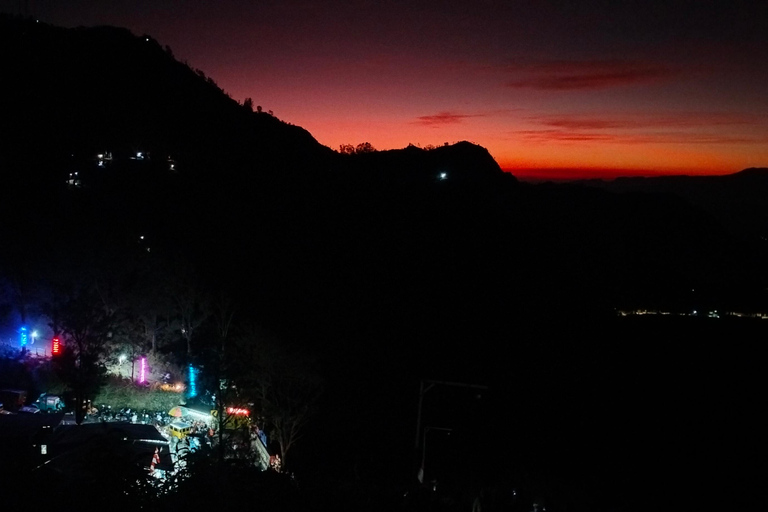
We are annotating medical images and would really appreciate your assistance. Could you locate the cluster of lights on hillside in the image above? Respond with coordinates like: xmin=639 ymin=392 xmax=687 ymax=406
xmin=65 ymin=151 xmax=177 ymax=186
xmin=615 ymin=309 xmax=768 ymax=319
xmin=66 ymin=171 xmax=81 ymax=187
xmin=96 ymin=152 xmax=113 ymax=167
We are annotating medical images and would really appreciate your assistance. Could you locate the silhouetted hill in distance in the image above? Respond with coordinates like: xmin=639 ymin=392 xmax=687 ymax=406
xmin=577 ymin=167 xmax=768 ymax=241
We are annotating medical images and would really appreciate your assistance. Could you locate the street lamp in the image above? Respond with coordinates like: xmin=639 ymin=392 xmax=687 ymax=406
xmin=117 ymin=354 xmax=127 ymax=378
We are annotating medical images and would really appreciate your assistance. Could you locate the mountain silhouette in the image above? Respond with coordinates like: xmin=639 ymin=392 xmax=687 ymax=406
xmin=3 ymin=14 xmax=766 ymax=345
xmin=2 ymin=14 xmax=766 ymax=356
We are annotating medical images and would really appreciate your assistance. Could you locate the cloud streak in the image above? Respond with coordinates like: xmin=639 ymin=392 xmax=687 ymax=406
xmin=506 ymin=59 xmax=673 ymax=90
xmin=512 ymin=111 xmax=766 ymax=145
xmin=531 ymin=112 xmax=758 ymax=130
xmin=413 ymin=111 xmax=484 ymax=127
xmin=513 ymin=129 xmax=768 ymax=145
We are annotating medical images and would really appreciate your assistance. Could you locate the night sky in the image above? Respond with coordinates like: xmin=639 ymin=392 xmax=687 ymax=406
xmin=9 ymin=0 xmax=768 ymax=180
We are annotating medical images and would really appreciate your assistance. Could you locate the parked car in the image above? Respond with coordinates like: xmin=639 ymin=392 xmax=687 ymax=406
xmin=35 ymin=393 xmax=66 ymax=412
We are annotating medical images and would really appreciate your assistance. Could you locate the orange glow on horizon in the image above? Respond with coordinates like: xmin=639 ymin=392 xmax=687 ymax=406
xmin=298 ymin=109 xmax=767 ymax=183
xmin=502 ymin=166 xmax=734 ymax=182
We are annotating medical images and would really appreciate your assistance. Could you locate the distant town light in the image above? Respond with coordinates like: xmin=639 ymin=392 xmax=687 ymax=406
xmin=439 ymin=172 xmax=447 ymax=180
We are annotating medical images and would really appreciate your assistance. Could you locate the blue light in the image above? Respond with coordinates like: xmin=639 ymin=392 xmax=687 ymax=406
xmin=188 ymin=365 xmax=198 ymax=398
xmin=20 ymin=326 xmax=28 ymax=347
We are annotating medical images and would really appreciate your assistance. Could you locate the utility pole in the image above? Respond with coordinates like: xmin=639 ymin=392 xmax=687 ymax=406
xmin=413 ymin=379 xmax=488 ymax=479
xmin=419 ymin=426 xmax=453 ymax=483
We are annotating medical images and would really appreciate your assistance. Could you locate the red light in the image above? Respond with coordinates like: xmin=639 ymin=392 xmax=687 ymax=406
xmin=52 ymin=337 xmax=61 ymax=355
xmin=226 ymin=407 xmax=250 ymax=416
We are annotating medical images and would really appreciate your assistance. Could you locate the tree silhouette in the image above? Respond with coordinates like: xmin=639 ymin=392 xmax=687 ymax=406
xmin=169 ymin=265 xmax=210 ymax=356
xmin=54 ymin=287 xmax=114 ymax=423
xmin=355 ymin=142 xmax=376 ymax=153
xmin=232 ymin=332 xmax=323 ymax=471
xmin=338 ymin=142 xmax=376 ymax=154
xmin=127 ymin=263 xmax=175 ymax=354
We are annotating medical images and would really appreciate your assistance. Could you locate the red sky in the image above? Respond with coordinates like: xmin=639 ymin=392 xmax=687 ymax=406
xmin=8 ymin=0 xmax=768 ymax=181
